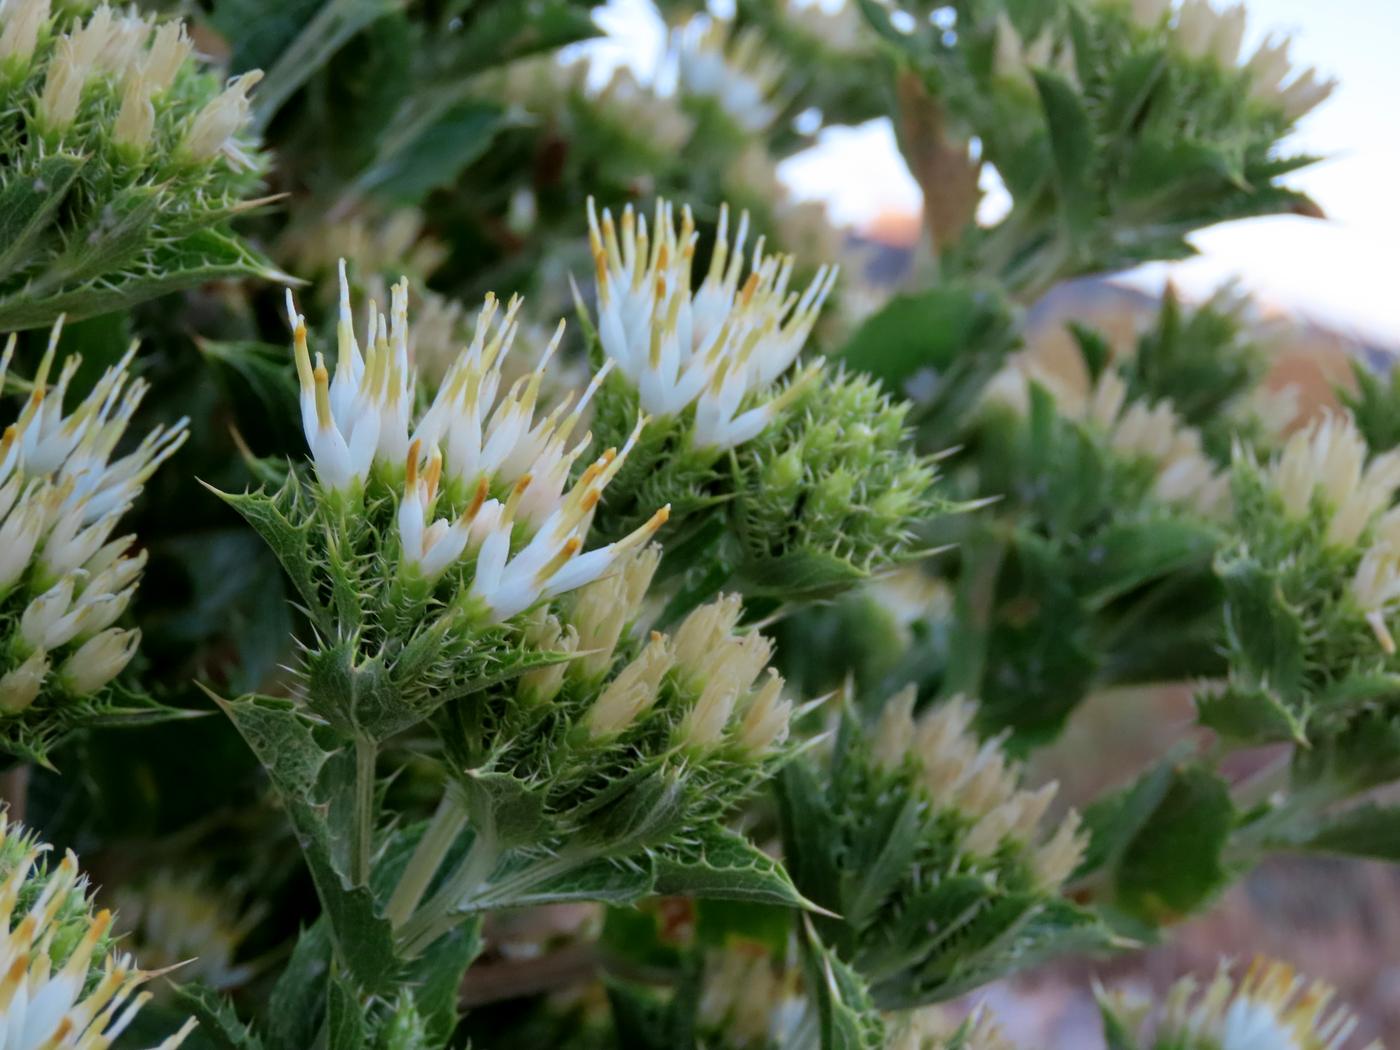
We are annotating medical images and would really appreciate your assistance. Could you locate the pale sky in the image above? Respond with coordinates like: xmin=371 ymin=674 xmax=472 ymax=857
xmin=587 ymin=0 xmax=1400 ymax=345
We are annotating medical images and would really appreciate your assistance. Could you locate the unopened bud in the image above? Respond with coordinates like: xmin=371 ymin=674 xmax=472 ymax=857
xmin=59 ymin=627 xmax=139 ymax=695
xmin=0 ymin=651 xmax=49 ymax=714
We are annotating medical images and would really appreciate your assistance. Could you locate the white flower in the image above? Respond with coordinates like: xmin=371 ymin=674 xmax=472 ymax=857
xmin=288 ymin=264 xmax=671 ymax=624
xmin=1267 ymin=411 xmax=1400 ymax=548
xmin=1152 ymin=957 xmax=1370 ymax=1050
xmin=0 ymin=0 xmax=50 ymax=63
xmin=674 ymin=19 xmax=786 ymax=133
xmin=0 ymin=815 xmax=197 ymax=1050
xmin=879 ymin=689 xmax=1085 ymax=889
xmin=587 ymin=197 xmax=835 ymax=450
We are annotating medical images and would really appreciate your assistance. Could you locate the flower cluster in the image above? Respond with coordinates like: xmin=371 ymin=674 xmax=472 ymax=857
xmin=1131 ymin=0 xmax=1336 ymax=121
xmin=284 ymin=264 xmax=667 ymax=623
xmin=0 ymin=812 xmax=196 ymax=1049
xmin=0 ymin=1 xmax=274 ymax=329
xmin=1253 ymin=412 xmax=1400 ymax=653
xmin=0 ymin=322 xmax=186 ymax=758
xmin=873 ymin=689 xmax=1085 ymax=890
xmin=587 ymin=197 xmax=836 ymax=452
xmin=672 ymin=18 xmax=787 ymax=134
xmin=1098 ymin=956 xmax=1374 ymax=1050
xmin=987 ymin=361 xmax=1229 ymax=517
xmin=696 ymin=943 xmax=802 ymax=1048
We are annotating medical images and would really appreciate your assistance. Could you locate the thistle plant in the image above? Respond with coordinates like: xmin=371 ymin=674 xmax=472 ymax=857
xmin=2 ymin=0 xmax=1397 ymax=1047
xmin=0 ymin=320 xmax=186 ymax=762
xmin=0 ymin=1 xmax=277 ymax=330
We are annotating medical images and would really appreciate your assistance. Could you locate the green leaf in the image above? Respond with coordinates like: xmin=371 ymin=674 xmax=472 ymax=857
xmin=267 ymin=922 xmax=333 ymax=1050
xmin=1195 ymin=679 xmax=1307 ymax=746
xmin=359 ymin=100 xmax=505 ymax=203
xmin=1112 ymin=764 xmax=1235 ymax=924
xmin=403 ymin=920 xmax=482 ymax=1043
xmin=327 ymin=971 xmax=370 ymax=1050
xmin=1033 ymin=69 xmax=1098 ymax=240
xmin=801 ymin=921 xmax=886 ymax=1050
xmin=839 ymin=284 xmax=1016 ymax=394
xmin=0 ymin=154 xmax=86 ymax=282
xmin=1295 ymin=803 xmax=1400 ymax=862
xmin=1217 ymin=552 xmax=1308 ymax=705
xmin=1076 ymin=514 xmax=1219 ymax=608
xmin=212 ymin=692 xmax=401 ymax=995
xmin=172 ymin=985 xmax=264 ymax=1050
xmin=652 ymin=825 xmax=818 ymax=911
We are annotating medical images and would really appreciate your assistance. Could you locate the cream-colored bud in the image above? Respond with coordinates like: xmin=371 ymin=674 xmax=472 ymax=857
xmin=672 ymin=593 xmax=744 ymax=673
xmin=59 ymin=627 xmax=139 ymax=695
xmin=678 ymin=681 xmax=739 ymax=752
xmin=113 ymin=75 xmax=155 ymax=151
xmin=736 ymin=669 xmax=791 ymax=754
xmin=585 ymin=634 xmax=673 ymax=737
xmin=0 ymin=0 xmax=50 ymax=62
xmin=185 ymin=70 xmax=262 ymax=164
xmin=872 ymin=684 xmax=917 ymax=769
xmin=0 ymin=650 xmax=50 ymax=714
xmin=1033 ymin=811 xmax=1085 ymax=890
xmin=1129 ymin=0 xmax=1171 ymax=27
xmin=38 ymin=36 xmax=86 ymax=129
xmin=141 ymin=20 xmax=193 ymax=92
xmin=568 ymin=545 xmax=659 ymax=679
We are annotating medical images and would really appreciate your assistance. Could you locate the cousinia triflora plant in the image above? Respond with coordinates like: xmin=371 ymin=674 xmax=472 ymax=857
xmin=0 ymin=320 xmax=187 ymax=762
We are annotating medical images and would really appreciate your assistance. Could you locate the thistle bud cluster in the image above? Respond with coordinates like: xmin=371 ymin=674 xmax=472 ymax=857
xmin=986 ymin=362 xmax=1229 ymax=517
xmin=1098 ymin=956 xmax=1374 ymax=1050
xmin=734 ymin=369 xmax=941 ymax=585
xmin=672 ymin=18 xmax=787 ymax=134
xmin=1125 ymin=0 xmax=1334 ymax=121
xmin=887 ymin=1004 xmax=1014 ymax=1050
xmin=1246 ymin=411 xmax=1400 ymax=655
xmin=580 ymin=591 xmax=793 ymax=757
xmin=0 ymin=2 xmax=273 ymax=329
xmin=696 ymin=943 xmax=802 ymax=1048
xmin=873 ymin=688 xmax=1085 ymax=890
xmin=0 ymin=813 xmax=196 ymax=1049
xmin=0 ymin=323 xmax=186 ymax=752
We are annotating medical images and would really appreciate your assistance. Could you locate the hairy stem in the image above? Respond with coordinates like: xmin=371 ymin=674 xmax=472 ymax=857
xmin=351 ymin=735 xmax=376 ymax=887
xmin=399 ymin=817 xmax=500 ymax=955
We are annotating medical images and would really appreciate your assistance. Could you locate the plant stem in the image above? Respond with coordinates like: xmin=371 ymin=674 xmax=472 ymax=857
xmin=386 ymin=790 xmax=469 ymax=930
xmin=351 ymin=735 xmax=376 ymax=887
xmin=399 ymin=817 xmax=500 ymax=955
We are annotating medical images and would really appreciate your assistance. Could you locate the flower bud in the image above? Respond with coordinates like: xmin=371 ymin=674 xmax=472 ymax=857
xmin=0 ymin=0 xmax=50 ymax=63
xmin=0 ymin=489 xmax=45 ymax=592
xmin=59 ymin=627 xmax=140 ymax=695
xmin=114 ymin=76 xmax=156 ymax=152
xmin=20 ymin=578 xmax=83 ymax=652
xmin=0 ymin=651 xmax=49 ymax=714
xmin=567 ymin=545 xmax=659 ymax=680
xmin=585 ymin=633 xmax=673 ymax=738
xmin=736 ymin=669 xmax=791 ymax=754
xmin=872 ymin=684 xmax=917 ymax=769
xmin=1032 ymin=811 xmax=1085 ymax=890
xmin=184 ymin=70 xmax=262 ymax=165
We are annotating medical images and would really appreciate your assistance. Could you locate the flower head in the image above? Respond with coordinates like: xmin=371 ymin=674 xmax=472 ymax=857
xmin=674 ymin=18 xmax=787 ymax=133
xmin=875 ymin=688 xmax=1085 ymax=889
xmin=1109 ymin=956 xmax=1377 ymax=1050
xmin=587 ymin=196 xmax=835 ymax=450
xmin=0 ymin=321 xmax=186 ymax=756
xmin=0 ymin=813 xmax=196 ymax=1049
xmin=285 ymin=262 xmax=669 ymax=623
